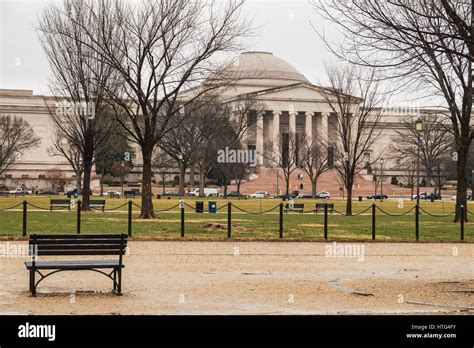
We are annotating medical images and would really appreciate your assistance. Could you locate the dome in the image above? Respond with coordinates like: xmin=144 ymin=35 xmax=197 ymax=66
xmin=224 ymin=52 xmax=309 ymax=87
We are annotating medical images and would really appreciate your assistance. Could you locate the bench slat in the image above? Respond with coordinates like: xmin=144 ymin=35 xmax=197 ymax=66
xmin=35 ymin=244 xmax=125 ymax=250
xmin=35 ymin=250 xmax=126 ymax=256
xmin=30 ymin=234 xmax=126 ymax=239
xmin=25 ymin=260 xmax=122 ymax=269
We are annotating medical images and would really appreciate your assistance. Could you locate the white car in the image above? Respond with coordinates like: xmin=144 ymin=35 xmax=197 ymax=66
xmin=188 ymin=188 xmax=219 ymax=197
xmin=105 ymin=190 xmax=121 ymax=197
xmin=249 ymin=191 xmax=270 ymax=198
xmin=315 ymin=191 xmax=331 ymax=199
xmin=8 ymin=188 xmax=32 ymax=195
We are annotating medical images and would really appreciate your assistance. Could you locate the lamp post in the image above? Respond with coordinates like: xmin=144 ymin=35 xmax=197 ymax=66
xmin=415 ymin=117 xmax=423 ymax=206
xmin=380 ymin=157 xmax=384 ymax=201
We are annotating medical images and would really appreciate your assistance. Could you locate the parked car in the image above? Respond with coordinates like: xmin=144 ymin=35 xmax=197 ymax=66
xmin=412 ymin=192 xmax=427 ymax=200
xmin=188 ymin=188 xmax=219 ymax=197
xmin=367 ymin=193 xmax=388 ymax=200
xmin=250 ymin=191 xmax=270 ymax=198
xmin=38 ymin=189 xmax=58 ymax=195
xmin=276 ymin=192 xmax=298 ymax=200
xmin=297 ymin=193 xmax=313 ymax=199
xmin=8 ymin=187 xmax=32 ymax=195
xmin=425 ymin=192 xmax=441 ymax=200
xmin=226 ymin=191 xmax=246 ymax=198
xmin=104 ymin=190 xmax=121 ymax=197
xmin=450 ymin=194 xmax=471 ymax=200
xmin=163 ymin=191 xmax=180 ymax=196
xmin=315 ymin=191 xmax=331 ymax=199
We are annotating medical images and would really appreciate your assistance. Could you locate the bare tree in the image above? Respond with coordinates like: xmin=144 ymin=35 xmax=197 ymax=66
xmin=47 ymin=0 xmax=250 ymax=217
xmin=47 ymin=131 xmax=84 ymax=191
xmin=0 ymin=116 xmax=40 ymax=177
xmin=112 ymin=161 xmax=132 ymax=195
xmin=153 ymin=149 xmax=175 ymax=195
xmin=266 ymin=132 xmax=300 ymax=199
xmin=46 ymin=168 xmax=67 ymax=191
xmin=390 ymin=113 xmax=454 ymax=188
xmin=300 ymin=135 xmax=329 ymax=197
xmin=322 ymin=65 xmax=383 ymax=215
xmin=38 ymin=2 xmax=117 ymax=210
xmin=312 ymin=0 xmax=472 ymax=221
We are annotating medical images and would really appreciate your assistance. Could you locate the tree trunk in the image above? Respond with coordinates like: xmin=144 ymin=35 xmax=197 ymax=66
xmin=237 ymin=178 xmax=242 ymax=195
xmin=161 ymin=173 xmax=166 ymax=195
xmin=189 ymin=164 xmax=195 ymax=189
xmin=140 ymin=149 xmax=155 ymax=219
xmin=285 ymin=171 xmax=290 ymax=200
xmin=311 ymin=179 xmax=317 ymax=197
xmin=100 ymin=172 xmax=104 ymax=196
xmin=81 ymin=161 xmax=93 ymax=211
xmin=454 ymin=143 xmax=469 ymax=222
xmin=178 ymin=164 xmax=186 ymax=196
xmin=76 ymin=171 xmax=82 ymax=192
xmin=345 ymin=179 xmax=353 ymax=216
xmin=199 ymin=165 xmax=205 ymax=197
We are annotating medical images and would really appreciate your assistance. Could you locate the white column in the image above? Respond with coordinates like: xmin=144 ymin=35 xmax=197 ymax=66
xmin=272 ymin=111 xmax=280 ymax=166
xmin=305 ymin=112 xmax=312 ymax=145
xmin=256 ymin=113 xmax=264 ymax=166
xmin=289 ymin=111 xmax=296 ymax=135
xmin=321 ymin=112 xmax=329 ymax=146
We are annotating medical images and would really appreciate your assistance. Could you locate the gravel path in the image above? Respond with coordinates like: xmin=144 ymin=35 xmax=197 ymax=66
xmin=0 ymin=241 xmax=472 ymax=315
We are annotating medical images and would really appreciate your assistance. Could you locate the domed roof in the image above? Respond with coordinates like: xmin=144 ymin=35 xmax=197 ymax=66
xmin=225 ymin=52 xmax=309 ymax=87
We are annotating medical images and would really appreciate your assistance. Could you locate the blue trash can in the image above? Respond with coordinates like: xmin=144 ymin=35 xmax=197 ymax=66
xmin=208 ymin=201 xmax=217 ymax=214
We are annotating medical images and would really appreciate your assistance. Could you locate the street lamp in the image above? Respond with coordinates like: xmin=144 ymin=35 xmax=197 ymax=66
xmin=415 ymin=117 xmax=423 ymax=206
xmin=380 ymin=157 xmax=384 ymax=201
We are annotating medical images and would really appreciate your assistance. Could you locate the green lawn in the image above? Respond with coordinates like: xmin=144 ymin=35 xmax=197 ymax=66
xmin=0 ymin=195 xmax=472 ymax=241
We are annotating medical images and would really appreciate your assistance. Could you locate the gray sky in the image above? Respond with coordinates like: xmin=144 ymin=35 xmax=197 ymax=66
xmin=0 ymin=0 xmax=337 ymax=95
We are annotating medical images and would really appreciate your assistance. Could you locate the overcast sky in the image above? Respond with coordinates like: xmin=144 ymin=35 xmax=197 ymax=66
xmin=0 ymin=0 xmax=339 ymax=95
xmin=0 ymin=0 xmax=441 ymax=108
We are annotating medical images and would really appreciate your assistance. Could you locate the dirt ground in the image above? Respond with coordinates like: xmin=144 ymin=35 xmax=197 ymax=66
xmin=0 ymin=241 xmax=472 ymax=315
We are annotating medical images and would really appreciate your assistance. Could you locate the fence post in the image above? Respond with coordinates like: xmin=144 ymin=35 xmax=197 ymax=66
xmin=415 ymin=204 xmax=419 ymax=241
xmin=227 ymin=203 xmax=232 ymax=239
xmin=128 ymin=200 xmax=133 ymax=237
xmin=76 ymin=200 xmax=81 ymax=234
xmin=460 ymin=205 xmax=464 ymax=241
xmin=324 ymin=203 xmax=328 ymax=240
xmin=180 ymin=201 xmax=185 ymax=238
xmin=22 ymin=200 xmax=27 ymax=237
xmin=372 ymin=203 xmax=376 ymax=240
xmin=279 ymin=203 xmax=283 ymax=239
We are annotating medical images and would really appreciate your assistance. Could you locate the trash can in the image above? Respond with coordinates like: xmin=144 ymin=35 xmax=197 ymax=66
xmin=196 ymin=201 xmax=204 ymax=213
xmin=359 ymin=196 xmax=362 ymax=202
xmin=208 ymin=201 xmax=217 ymax=214
xmin=67 ymin=192 xmax=72 ymax=198
xmin=156 ymin=194 xmax=161 ymax=199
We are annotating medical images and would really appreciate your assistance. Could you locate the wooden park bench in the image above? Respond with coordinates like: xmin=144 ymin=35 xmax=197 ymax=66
xmin=50 ymin=199 xmax=71 ymax=211
xmin=314 ymin=203 xmax=334 ymax=214
xmin=25 ymin=234 xmax=128 ymax=296
xmin=285 ymin=203 xmax=304 ymax=214
xmin=89 ymin=199 xmax=106 ymax=212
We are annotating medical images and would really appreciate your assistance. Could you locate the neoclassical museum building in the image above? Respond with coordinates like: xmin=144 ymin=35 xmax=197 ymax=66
xmin=0 ymin=51 xmax=442 ymax=193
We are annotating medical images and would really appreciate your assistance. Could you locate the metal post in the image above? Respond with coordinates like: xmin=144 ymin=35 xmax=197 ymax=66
xmin=415 ymin=204 xmax=419 ymax=241
xmin=180 ymin=204 xmax=185 ymax=238
xmin=127 ymin=200 xmax=133 ymax=237
xmin=324 ymin=203 xmax=328 ymax=240
xmin=372 ymin=203 xmax=376 ymax=240
xmin=416 ymin=134 xmax=421 ymax=206
xmin=460 ymin=205 xmax=464 ymax=241
xmin=227 ymin=203 xmax=232 ymax=239
xmin=22 ymin=200 xmax=27 ymax=237
xmin=279 ymin=203 xmax=283 ymax=239
xmin=77 ymin=200 xmax=81 ymax=234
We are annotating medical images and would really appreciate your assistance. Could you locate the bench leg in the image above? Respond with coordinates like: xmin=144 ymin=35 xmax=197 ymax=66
xmin=29 ymin=269 xmax=36 ymax=296
xmin=117 ymin=268 xmax=122 ymax=295
xmin=113 ymin=270 xmax=117 ymax=292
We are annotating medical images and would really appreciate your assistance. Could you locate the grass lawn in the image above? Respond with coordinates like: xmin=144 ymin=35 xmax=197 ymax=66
xmin=0 ymin=195 xmax=472 ymax=241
